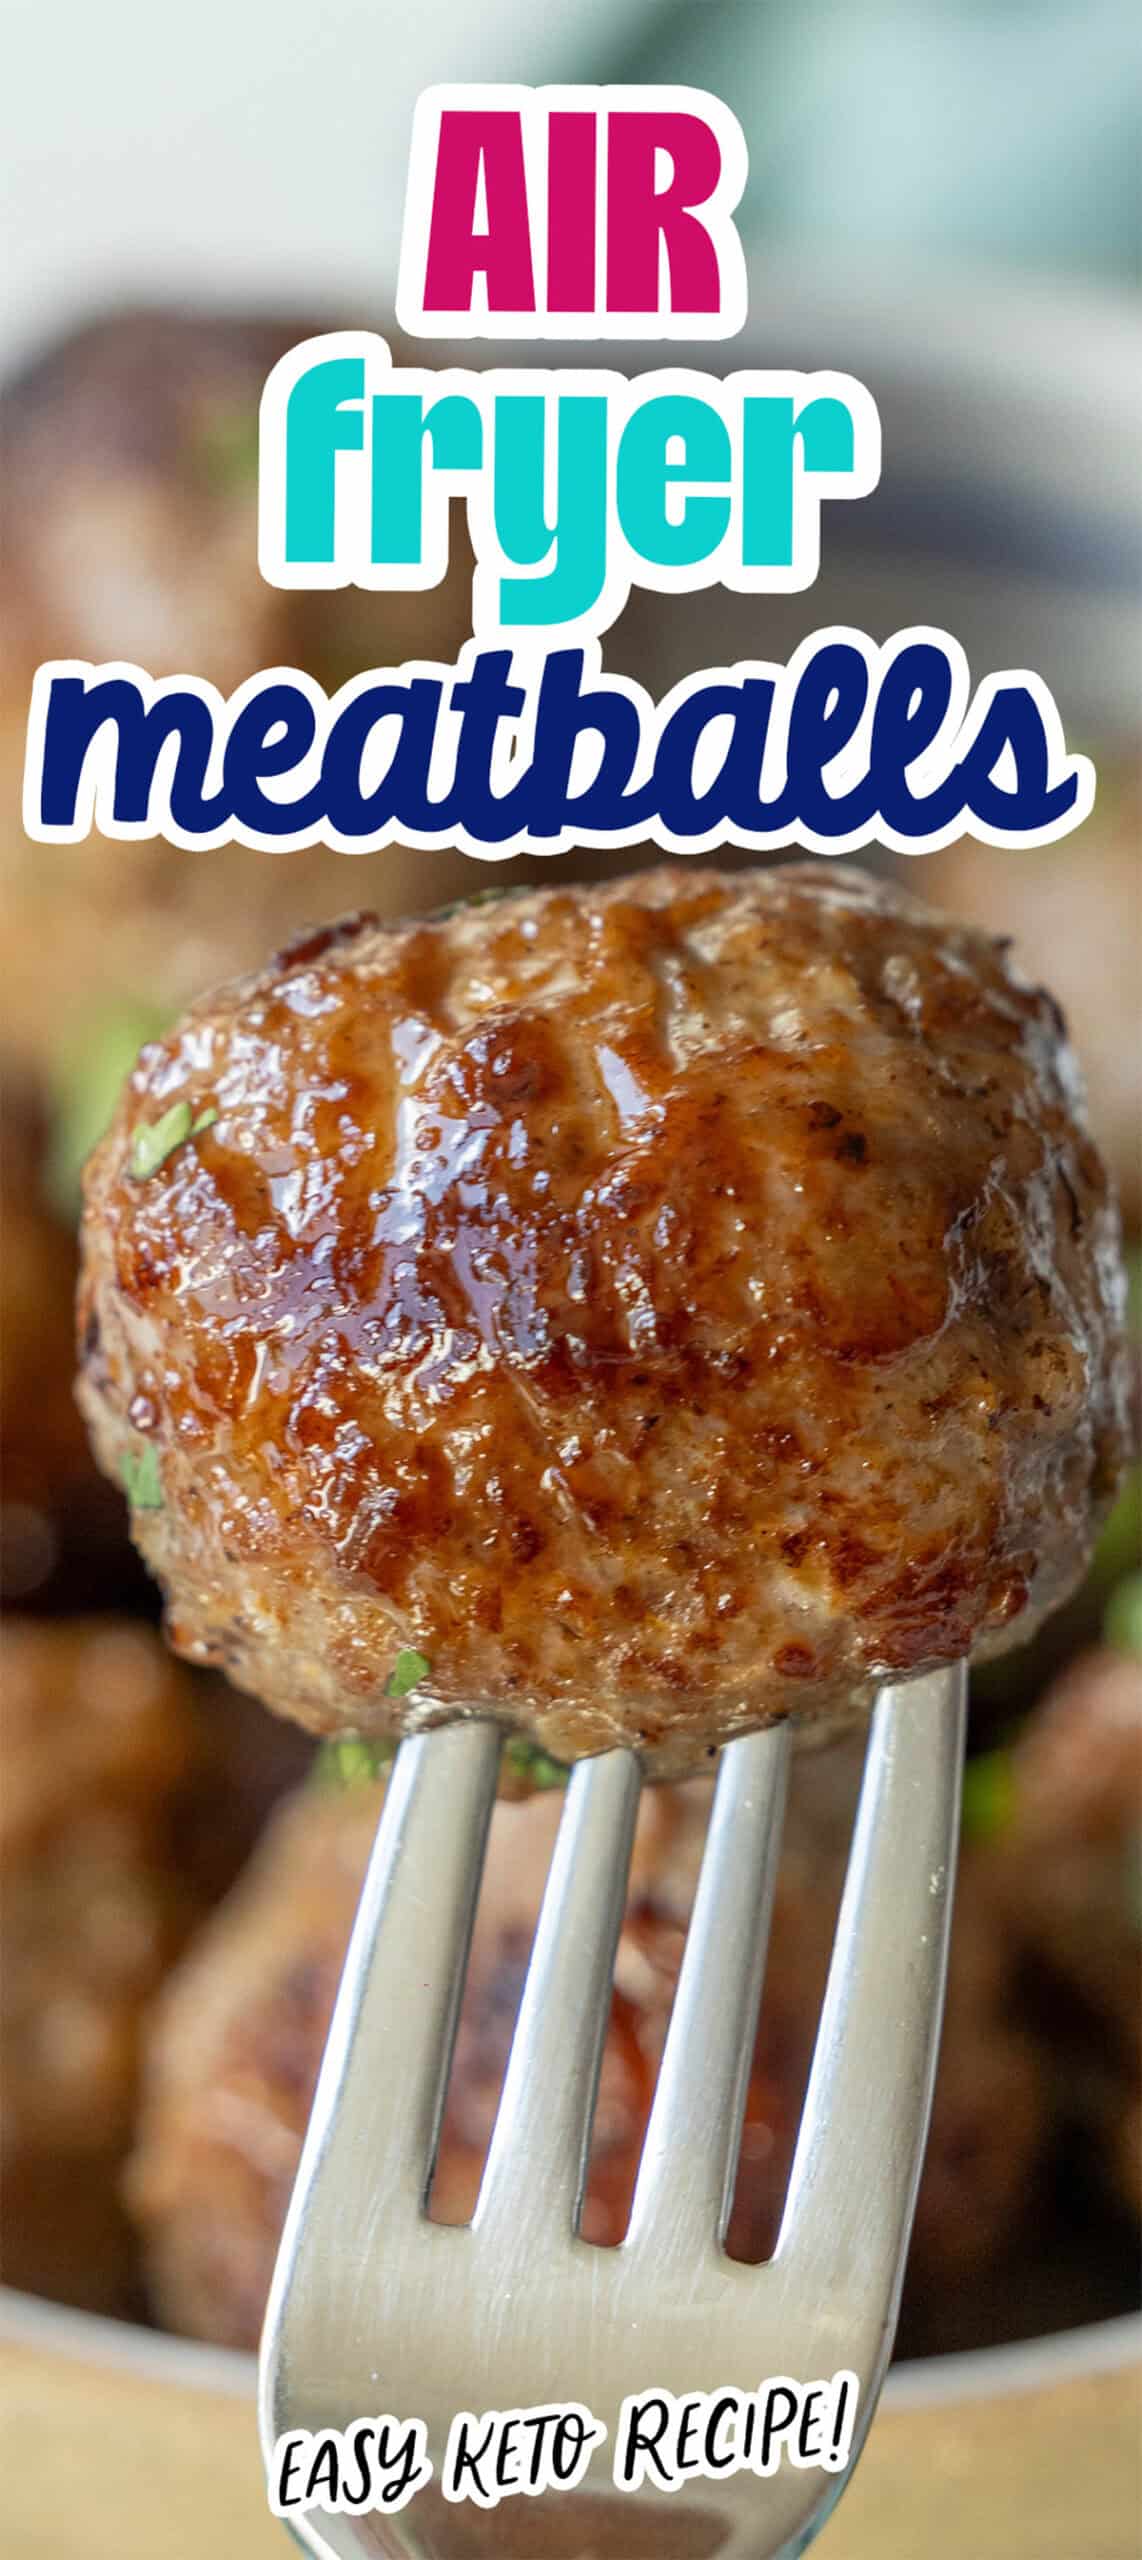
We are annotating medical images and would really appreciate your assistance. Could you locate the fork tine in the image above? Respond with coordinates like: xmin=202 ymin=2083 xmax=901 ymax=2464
xmin=776 ymin=1665 xmax=966 ymax=2308
xmin=627 ymin=1723 xmax=791 ymax=2257
xmin=475 ymin=1748 xmax=641 ymax=2240
xmin=287 ymin=1720 xmax=501 ymax=2231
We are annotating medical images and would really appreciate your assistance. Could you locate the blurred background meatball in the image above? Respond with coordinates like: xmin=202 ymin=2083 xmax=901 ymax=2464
xmin=0 ymin=307 xmax=481 ymax=696
xmin=0 ymin=309 xmax=488 ymax=1103
xmin=0 ymin=1614 xmax=310 ymax=2313
xmin=991 ymin=1639 xmax=1142 ymax=2217
xmin=126 ymin=1746 xmax=1065 ymax=2353
xmin=0 ymin=1618 xmax=206 ymax=2310
xmin=0 ymin=1077 xmax=143 ymax=1612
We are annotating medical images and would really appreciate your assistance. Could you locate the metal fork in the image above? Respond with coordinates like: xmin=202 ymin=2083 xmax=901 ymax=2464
xmin=260 ymin=1663 xmax=965 ymax=2560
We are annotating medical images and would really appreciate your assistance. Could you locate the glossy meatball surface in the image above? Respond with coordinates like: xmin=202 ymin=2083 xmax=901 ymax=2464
xmin=78 ymin=863 xmax=1129 ymax=1769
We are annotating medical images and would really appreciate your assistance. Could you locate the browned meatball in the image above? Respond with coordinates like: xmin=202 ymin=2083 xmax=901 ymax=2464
xmin=78 ymin=863 xmax=1129 ymax=1771
xmin=0 ymin=826 xmax=478 ymax=1101
xmin=1 ymin=309 xmax=297 ymax=693
xmin=431 ymin=1778 xmax=836 ymax=2261
xmin=928 ymin=772 xmax=1142 ymax=1227
xmin=960 ymin=1644 xmax=1142 ymax=2240
xmin=907 ymin=1845 xmax=1048 ymax=2286
xmin=0 ymin=308 xmax=480 ymax=1090
xmin=0 ymin=1618 xmax=203 ymax=2309
xmin=126 ymin=1755 xmax=1046 ymax=2349
xmin=0 ymin=1074 xmax=142 ymax=1608
xmin=997 ymin=1644 xmax=1142 ymax=2062
xmin=0 ymin=306 xmax=472 ymax=693
xmin=123 ymin=1774 xmax=801 ymax=2343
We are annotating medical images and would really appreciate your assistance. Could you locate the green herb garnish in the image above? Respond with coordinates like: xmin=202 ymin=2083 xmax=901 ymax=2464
xmin=432 ymin=884 xmax=518 ymax=923
xmin=316 ymin=1735 xmax=394 ymax=1789
xmin=120 ymin=1443 xmax=163 ymax=1510
xmin=961 ymin=1748 xmax=1017 ymax=1845
xmin=129 ymin=1099 xmax=217 ymax=1181
xmin=386 ymin=1648 xmax=432 ymax=1698
xmin=47 ymin=1003 xmax=171 ymax=1217
xmin=502 ymin=1737 xmax=570 ymax=1792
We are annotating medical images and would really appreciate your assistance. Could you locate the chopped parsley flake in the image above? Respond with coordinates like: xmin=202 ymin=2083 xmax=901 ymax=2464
xmin=502 ymin=1737 xmax=569 ymax=1792
xmin=317 ymin=1735 xmax=394 ymax=1789
xmin=47 ymin=1002 xmax=171 ymax=1216
xmin=432 ymin=884 xmax=518 ymax=922
xmin=129 ymin=1098 xmax=217 ymax=1180
xmin=387 ymin=1647 xmax=432 ymax=1698
xmin=315 ymin=1724 xmax=572 ymax=1795
xmin=120 ymin=1442 xmax=163 ymax=1510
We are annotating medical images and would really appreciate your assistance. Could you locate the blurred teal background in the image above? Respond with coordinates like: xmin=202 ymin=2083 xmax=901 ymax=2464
xmin=5 ymin=0 xmax=1138 ymax=372
xmin=3 ymin=0 xmax=1138 ymax=725
xmin=621 ymin=0 xmax=1140 ymax=284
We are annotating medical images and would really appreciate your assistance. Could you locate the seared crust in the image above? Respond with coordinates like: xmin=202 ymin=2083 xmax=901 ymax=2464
xmin=77 ymin=862 xmax=1130 ymax=1770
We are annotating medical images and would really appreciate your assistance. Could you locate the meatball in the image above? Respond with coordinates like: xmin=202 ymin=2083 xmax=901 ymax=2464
xmin=0 ymin=830 xmax=477 ymax=1103
xmin=906 ymin=1845 xmax=1048 ymax=2288
xmin=1 ymin=308 xmax=300 ymax=695
xmin=78 ymin=863 xmax=1130 ymax=1771
xmin=928 ymin=773 xmax=1142 ymax=1227
xmin=125 ymin=1775 xmax=795 ymax=2345
xmin=0 ymin=306 xmax=472 ymax=693
xmin=964 ymin=1644 xmax=1142 ymax=2237
xmin=0 ymin=308 xmax=482 ymax=1091
xmin=126 ymin=1754 xmax=1046 ymax=2348
xmin=997 ymin=1643 xmax=1142 ymax=2061
xmin=0 ymin=1073 xmax=142 ymax=1609
xmin=0 ymin=1618 xmax=203 ymax=2309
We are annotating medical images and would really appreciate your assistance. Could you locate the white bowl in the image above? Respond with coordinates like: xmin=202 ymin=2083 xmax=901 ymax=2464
xmin=1 ymin=2284 xmax=1139 ymax=2560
